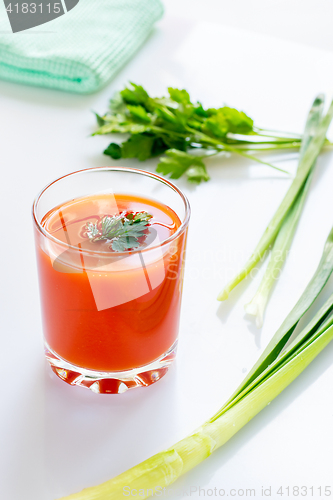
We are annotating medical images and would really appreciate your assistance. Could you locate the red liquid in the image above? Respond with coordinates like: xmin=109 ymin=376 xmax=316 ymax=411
xmin=35 ymin=193 xmax=187 ymax=372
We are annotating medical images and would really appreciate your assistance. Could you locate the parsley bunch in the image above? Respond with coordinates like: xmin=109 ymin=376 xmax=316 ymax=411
xmin=94 ymin=83 xmax=306 ymax=183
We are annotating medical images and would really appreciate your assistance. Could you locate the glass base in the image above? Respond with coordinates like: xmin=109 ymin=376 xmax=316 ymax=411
xmin=45 ymin=341 xmax=177 ymax=394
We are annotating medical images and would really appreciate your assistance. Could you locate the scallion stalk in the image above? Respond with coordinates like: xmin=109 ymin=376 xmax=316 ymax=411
xmin=217 ymin=97 xmax=333 ymax=301
xmin=215 ymin=226 xmax=333 ymax=418
xmin=58 ymin=228 xmax=333 ymax=500
xmin=244 ymin=95 xmax=325 ymax=327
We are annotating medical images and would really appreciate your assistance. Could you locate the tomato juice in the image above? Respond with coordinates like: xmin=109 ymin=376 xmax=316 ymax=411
xmin=35 ymin=193 xmax=187 ymax=373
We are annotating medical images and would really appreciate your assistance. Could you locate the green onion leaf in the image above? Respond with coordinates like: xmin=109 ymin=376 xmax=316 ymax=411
xmin=217 ymin=97 xmax=333 ymax=301
xmin=214 ymin=226 xmax=333 ymax=418
xmin=244 ymin=94 xmax=325 ymax=327
xmin=57 ymin=226 xmax=333 ymax=500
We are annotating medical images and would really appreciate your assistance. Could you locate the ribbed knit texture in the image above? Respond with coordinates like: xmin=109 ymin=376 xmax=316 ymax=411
xmin=0 ymin=0 xmax=163 ymax=93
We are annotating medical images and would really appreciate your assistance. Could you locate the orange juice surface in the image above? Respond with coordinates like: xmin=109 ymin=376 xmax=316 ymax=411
xmin=36 ymin=193 xmax=186 ymax=371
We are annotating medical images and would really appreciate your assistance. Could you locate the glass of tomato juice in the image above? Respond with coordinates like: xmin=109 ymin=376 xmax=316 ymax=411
xmin=33 ymin=167 xmax=190 ymax=394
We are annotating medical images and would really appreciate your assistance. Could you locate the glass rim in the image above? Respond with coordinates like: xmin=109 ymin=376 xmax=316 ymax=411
xmin=32 ymin=166 xmax=191 ymax=256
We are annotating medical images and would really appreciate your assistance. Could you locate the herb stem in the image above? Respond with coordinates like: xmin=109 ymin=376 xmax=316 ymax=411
xmin=186 ymin=128 xmax=291 ymax=174
xmin=225 ymin=143 xmax=300 ymax=151
xmin=219 ymin=146 xmax=291 ymax=174
xmin=254 ymin=126 xmax=303 ymax=138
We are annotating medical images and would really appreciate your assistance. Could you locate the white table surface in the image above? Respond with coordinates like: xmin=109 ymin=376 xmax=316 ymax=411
xmin=1 ymin=4 xmax=333 ymax=500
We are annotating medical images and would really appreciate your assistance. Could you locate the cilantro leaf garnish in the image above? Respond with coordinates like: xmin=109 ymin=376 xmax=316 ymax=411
xmin=84 ymin=211 xmax=153 ymax=252
xmin=93 ymin=83 xmax=317 ymax=182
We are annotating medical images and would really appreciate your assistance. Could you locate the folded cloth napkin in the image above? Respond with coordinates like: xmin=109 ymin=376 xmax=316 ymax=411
xmin=0 ymin=0 xmax=163 ymax=93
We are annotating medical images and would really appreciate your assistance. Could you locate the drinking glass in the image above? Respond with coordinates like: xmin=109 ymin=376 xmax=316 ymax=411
xmin=33 ymin=167 xmax=190 ymax=394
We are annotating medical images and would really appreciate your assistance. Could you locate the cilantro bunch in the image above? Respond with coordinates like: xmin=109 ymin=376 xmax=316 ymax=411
xmin=94 ymin=83 xmax=305 ymax=183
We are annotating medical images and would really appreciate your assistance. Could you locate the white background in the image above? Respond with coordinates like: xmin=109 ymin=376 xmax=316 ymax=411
xmin=1 ymin=1 xmax=333 ymax=499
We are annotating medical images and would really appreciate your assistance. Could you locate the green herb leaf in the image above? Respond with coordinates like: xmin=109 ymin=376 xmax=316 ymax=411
xmin=155 ymin=105 xmax=180 ymax=125
xmin=203 ymin=111 xmax=229 ymax=138
xmin=186 ymin=165 xmax=210 ymax=183
xmin=127 ymin=105 xmax=151 ymax=123
xmin=104 ymin=143 xmax=122 ymax=159
xmin=161 ymin=136 xmax=187 ymax=152
xmin=120 ymin=82 xmax=149 ymax=106
xmin=85 ymin=222 xmax=100 ymax=240
xmin=151 ymin=137 xmax=169 ymax=156
xmin=95 ymin=112 xmax=105 ymax=127
xmin=94 ymin=119 xmax=148 ymax=135
xmin=168 ymin=87 xmax=191 ymax=104
xmin=121 ymin=134 xmax=155 ymax=161
xmin=203 ymin=107 xmax=254 ymax=138
xmin=194 ymin=103 xmax=209 ymax=118
xmin=111 ymin=236 xmax=141 ymax=252
xmin=156 ymin=149 xmax=207 ymax=180
xmin=106 ymin=135 xmax=170 ymax=162
xmin=85 ymin=211 xmax=153 ymax=252
xmin=109 ymin=91 xmax=127 ymax=114
xmin=219 ymin=106 xmax=254 ymax=134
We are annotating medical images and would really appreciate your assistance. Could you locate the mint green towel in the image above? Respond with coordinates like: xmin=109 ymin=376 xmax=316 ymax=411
xmin=0 ymin=0 xmax=163 ymax=93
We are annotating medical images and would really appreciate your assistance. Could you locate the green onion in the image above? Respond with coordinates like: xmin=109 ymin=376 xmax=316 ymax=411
xmin=58 ymin=228 xmax=333 ymax=500
xmin=244 ymin=95 xmax=325 ymax=327
xmin=217 ymin=96 xmax=333 ymax=301
xmin=216 ymin=226 xmax=333 ymax=417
